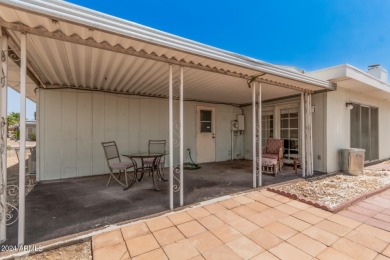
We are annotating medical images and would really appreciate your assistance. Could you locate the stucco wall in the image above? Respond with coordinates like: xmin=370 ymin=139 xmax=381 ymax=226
xmin=38 ymin=89 xmax=243 ymax=180
xmin=325 ymin=87 xmax=390 ymax=172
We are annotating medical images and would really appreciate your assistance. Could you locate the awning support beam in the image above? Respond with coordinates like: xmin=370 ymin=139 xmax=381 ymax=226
xmin=179 ymin=66 xmax=184 ymax=207
xmin=18 ymin=32 xmax=26 ymax=246
xmin=257 ymin=83 xmax=262 ymax=187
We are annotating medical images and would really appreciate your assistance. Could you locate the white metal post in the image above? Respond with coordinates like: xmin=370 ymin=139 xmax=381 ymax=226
xmin=301 ymin=92 xmax=306 ymax=177
xmin=179 ymin=67 xmax=184 ymax=206
xmin=169 ymin=65 xmax=173 ymax=210
xmin=258 ymin=83 xmax=262 ymax=187
xmin=0 ymin=28 xmax=8 ymax=243
xmin=252 ymin=83 xmax=256 ymax=188
xmin=18 ymin=33 xmax=27 ymax=246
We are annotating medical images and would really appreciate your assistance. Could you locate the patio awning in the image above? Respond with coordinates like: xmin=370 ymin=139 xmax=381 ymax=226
xmin=0 ymin=0 xmax=334 ymax=105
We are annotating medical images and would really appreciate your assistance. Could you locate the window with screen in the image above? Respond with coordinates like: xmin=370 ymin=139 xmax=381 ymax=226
xmin=280 ymin=108 xmax=299 ymax=155
xmin=200 ymin=110 xmax=212 ymax=133
xmin=262 ymin=111 xmax=274 ymax=148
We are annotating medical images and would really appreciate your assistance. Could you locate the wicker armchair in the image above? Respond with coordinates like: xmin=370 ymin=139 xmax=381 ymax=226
xmin=262 ymin=138 xmax=284 ymax=171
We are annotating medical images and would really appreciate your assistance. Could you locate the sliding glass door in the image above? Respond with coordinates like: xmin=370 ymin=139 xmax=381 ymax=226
xmin=350 ymin=104 xmax=379 ymax=161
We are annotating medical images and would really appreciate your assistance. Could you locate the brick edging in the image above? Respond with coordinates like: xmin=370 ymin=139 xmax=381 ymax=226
xmin=267 ymin=183 xmax=390 ymax=213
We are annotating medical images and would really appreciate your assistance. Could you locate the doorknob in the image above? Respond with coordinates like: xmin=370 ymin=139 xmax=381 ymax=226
xmin=212 ymin=133 xmax=215 ymax=139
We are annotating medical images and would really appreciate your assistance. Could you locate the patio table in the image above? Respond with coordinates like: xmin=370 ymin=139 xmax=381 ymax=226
xmin=123 ymin=152 xmax=167 ymax=191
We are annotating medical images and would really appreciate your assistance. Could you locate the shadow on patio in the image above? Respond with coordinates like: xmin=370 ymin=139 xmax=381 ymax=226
xmin=4 ymin=160 xmax=314 ymax=245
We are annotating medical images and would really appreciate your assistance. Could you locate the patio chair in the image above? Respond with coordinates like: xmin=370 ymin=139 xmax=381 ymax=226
xmin=101 ymin=141 xmax=136 ymax=189
xmin=145 ymin=140 xmax=166 ymax=177
xmin=262 ymin=138 xmax=284 ymax=171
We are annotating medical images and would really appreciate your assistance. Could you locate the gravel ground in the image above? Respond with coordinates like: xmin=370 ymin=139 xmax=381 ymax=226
xmin=275 ymin=169 xmax=390 ymax=209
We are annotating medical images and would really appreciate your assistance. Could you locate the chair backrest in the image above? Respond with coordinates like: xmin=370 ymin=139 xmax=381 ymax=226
xmin=266 ymin=138 xmax=284 ymax=154
xmin=102 ymin=141 xmax=121 ymax=165
xmin=148 ymin=140 xmax=166 ymax=154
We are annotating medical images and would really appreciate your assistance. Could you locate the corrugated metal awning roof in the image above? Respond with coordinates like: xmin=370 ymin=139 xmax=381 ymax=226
xmin=0 ymin=0 xmax=335 ymax=105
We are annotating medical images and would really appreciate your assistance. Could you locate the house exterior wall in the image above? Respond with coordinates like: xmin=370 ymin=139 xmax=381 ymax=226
xmin=38 ymin=89 xmax=243 ymax=180
xmin=311 ymin=93 xmax=327 ymax=172
xmin=324 ymin=87 xmax=390 ymax=172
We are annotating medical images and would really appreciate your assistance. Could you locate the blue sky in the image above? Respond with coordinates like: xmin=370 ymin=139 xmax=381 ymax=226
xmin=8 ymin=0 xmax=390 ymax=118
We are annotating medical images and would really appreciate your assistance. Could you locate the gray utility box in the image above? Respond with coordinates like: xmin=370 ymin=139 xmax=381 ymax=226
xmin=341 ymin=148 xmax=365 ymax=175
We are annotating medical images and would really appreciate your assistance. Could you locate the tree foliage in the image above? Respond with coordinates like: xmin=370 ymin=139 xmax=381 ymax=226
xmin=7 ymin=112 xmax=20 ymax=126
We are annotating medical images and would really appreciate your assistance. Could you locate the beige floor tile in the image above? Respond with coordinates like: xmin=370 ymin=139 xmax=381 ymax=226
xmin=345 ymin=230 xmax=388 ymax=253
xmin=197 ymin=215 xmax=224 ymax=230
xmin=261 ymin=208 xmax=289 ymax=221
xmin=279 ymin=216 xmax=312 ymax=232
xmin=168 ymin=211 xmax=194 ymax=225
xmin=375 ymin=254 xmax=390 ymax=260
xmin=250 ymin=251 xmax=279 ymax=260
xmin=146 ymin=216 xmax=174 ymax=232
xmin=121 ymin=222 xmax=150 ymax=241
xmin=93 ymin=229 xmax=124 ymax=251
xmin=382 ymin=245 xmax=390 ymax=257
xmin=188 ymin=231 xmax=223 ymax=253
xmin=189 ymin=255 xmax=206 ymax=260
xmin=202 ymin=244 xmax=242 ymax=260
xmin=317 ymin=247 xmax=355 ymax=260
xmin=163 ymin=239 xmax=200 ymax=260
xmin=203 ymin=203 xmax=226 ymax=214
xmin=125 ymin=233 xmax=160 ymax=257
xmin=248 ymin=228 xmax=282 ymax=250
xmin=287 ymin=233 xmax=327 ymax=257
xmin=356 ymin=224 xmax=390 ymax=243
xmin=232 ymin=205 xmax=258 ymax=218
xmin=272 ymin=194 xmax=292 ymax=203
xmin=233 ymin=195 xmax=255 ymax=204
xmin=245 ymin=191 xmax=266 ymax=201
xmin=247 ymin=212 xmax=276 ymax=227
xmin=304 ymin=207 xmax=333 ymax=218
xmin=246 ymin=201 xmax=270 ymax=212
xmin=316 ymin=220 xmax=351 ymax=237
xmin=215 ymin=210 xmax=242 ymax=224
xmin=177 ymin=220 xmax=207 ymax=238
xmin=219 ymin=199 xmax=241 ymax=209
xmin=286 ymin=200 xmax=312 ymax=210
xmin=326 ymin=213 xmax=361 ymax=229
xmin=293 ymin=210 xmax=324 ymax=225
xmin=260 ymin=190 xmax=278 ymax=198
xmin=133 ymin=248 xmax=168 ymax=260
xmin=269 ymin=242 xmax=311 ymax=260
xmin=257 ymin=197 xmax=282 ymax=207
xmin=187 ymin=207 xmax=211 ymax=219
xmin=228 ymin=217 xmax=258 ymax=235
xmin=226 ymin=236 xmax=264 ymax=259
xmin=264 ymin=222 xmax=298 ymax=240
xmin=153 ymin=226 xmax=185 ymax=246
xmin=274 ymin=204 xmax=301 ymax=215
xmin=332 ymin=237 xmax=378 ymax=259
xmin=209 ymin=223 xmax=241 ymax=243
xmin=302 ymin=226 xmax=339 ymax=246
xmin=93 ymin=242 xmax=130 ymax=260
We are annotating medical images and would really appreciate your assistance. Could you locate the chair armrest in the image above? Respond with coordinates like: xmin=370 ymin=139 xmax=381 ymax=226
xmin=278 ymin=147 xmax=284 ymax=159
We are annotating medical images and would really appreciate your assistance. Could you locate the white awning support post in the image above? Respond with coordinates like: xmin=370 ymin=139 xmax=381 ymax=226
xmin=169 ymin=65 xmax=173 ymax=210
xmin=0 ymin=27 xmax=8 ymax=243
xmin=257 ymin=83 xmax=262 ymax=187
xmin=179 ymin=66 xmax=184 ymax=207
xmin=309 ymin=93 xmax=314 ymax=176
xmin=252 ymin=82 xmax=256 ymax=188
xmin=300 ymin=92 xmax=306 ymax=177
xmin=18 ymin=32 xmax=27 ymax=246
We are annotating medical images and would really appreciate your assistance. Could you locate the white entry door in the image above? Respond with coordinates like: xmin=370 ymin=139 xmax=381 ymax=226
xmin=196 ymin=106 xmax=216 ymax=163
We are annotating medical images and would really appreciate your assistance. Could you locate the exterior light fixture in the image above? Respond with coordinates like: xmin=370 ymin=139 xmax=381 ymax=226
xmin=346 ymin=102 xmax=354 ymax=110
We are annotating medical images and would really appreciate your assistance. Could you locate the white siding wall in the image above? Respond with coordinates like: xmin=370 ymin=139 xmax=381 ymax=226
xmin=311 ymin=93 xmax=327 ymax=172
xmin=38 ymin=89 xmax=243 ymax=180
xmin=325 ymin=87 xmax=390 ymax=172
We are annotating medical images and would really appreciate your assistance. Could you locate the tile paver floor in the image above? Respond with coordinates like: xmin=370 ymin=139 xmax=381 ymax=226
xmin=92 ymin=188 xmax=390 ymax=260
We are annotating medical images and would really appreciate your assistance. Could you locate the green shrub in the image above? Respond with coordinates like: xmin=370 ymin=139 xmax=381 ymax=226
xmin=29 ymin=133 xmax=36 ymax=141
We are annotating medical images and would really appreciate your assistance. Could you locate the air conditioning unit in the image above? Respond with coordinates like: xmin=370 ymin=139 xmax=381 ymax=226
xmin=341 ymin=148 xmax=365 ymax=175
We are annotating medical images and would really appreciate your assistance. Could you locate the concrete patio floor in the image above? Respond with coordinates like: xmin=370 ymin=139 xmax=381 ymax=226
xmin=92 ymin=188 xmax=390 ymax=260
xmin=4 ymin=160 xmax=310 ymax=246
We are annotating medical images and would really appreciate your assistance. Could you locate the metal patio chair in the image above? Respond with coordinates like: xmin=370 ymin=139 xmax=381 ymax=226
xmin=145 ymin=140 xmax=166 ymax=177
xmin=101 ymin=141 xmax=136 ymax=189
